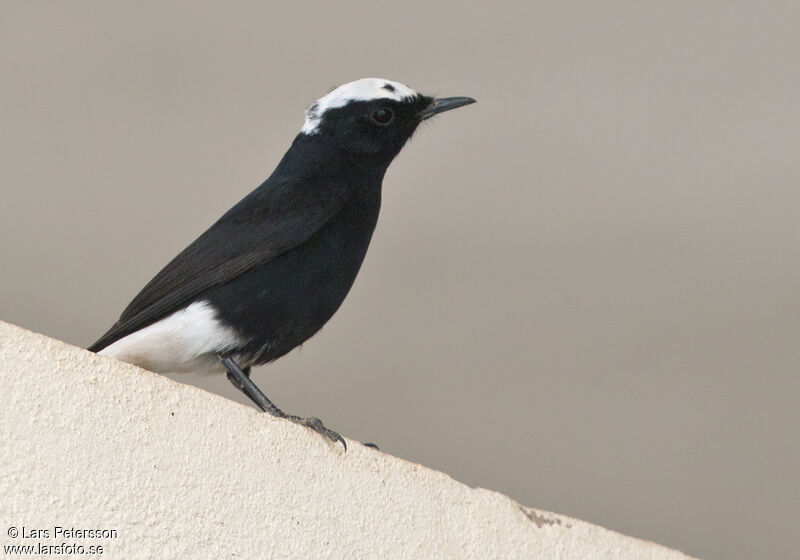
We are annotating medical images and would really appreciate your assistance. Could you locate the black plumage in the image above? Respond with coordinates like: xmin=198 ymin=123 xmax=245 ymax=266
xmin=90 ymin=79 xmax=475 ymax=448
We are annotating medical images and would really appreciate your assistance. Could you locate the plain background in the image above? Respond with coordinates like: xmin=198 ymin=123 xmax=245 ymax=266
xmin=2 ymin=3 xmax=798 ymax=559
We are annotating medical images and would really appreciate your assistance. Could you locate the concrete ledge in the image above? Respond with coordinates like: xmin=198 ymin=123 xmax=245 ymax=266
xmin=0 ymin=320 xmax=695 ymax=559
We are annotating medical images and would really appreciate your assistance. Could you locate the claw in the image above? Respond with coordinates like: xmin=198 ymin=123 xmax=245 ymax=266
xmin=218 ymin=356 xmax=347 ymax=452
xmin=287 ymin=415 xmax=346 ymax=451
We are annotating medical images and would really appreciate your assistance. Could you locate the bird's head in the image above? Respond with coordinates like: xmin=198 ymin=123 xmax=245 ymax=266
xmin=300 ymin=78 xmax=475 ymax=161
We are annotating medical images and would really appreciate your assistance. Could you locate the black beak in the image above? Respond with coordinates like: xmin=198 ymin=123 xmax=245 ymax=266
xmin=418 ymin=96 xmax=476 ymax=120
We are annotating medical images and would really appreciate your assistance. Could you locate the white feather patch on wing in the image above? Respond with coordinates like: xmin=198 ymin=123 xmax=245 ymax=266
xmin=99 ymin=300 xmax=245 ymax=375
xmin=301 ymin=77 xmax=418 ymax=134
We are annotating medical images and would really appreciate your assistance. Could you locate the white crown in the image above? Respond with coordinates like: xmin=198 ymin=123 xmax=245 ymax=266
xmin=301 ymin=78 xmax=418 ymax=134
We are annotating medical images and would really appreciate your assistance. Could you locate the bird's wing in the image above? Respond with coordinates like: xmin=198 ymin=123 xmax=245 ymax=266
xmin=89 ymin=176 xmax=353 ymax=351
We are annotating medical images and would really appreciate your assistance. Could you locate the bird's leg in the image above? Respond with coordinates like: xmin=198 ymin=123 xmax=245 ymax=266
xmin=225 ymin=364 xmax=251 ymax=393
xmin=217 ymin=355 xmax=346 ymax=450
xmin=219 ymin=356 xmax=282 ymax=416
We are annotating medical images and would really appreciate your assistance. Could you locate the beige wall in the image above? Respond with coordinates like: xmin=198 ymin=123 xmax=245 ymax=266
xmin=1 ymin=321 xmax=696 ymax=560
xmin=1 ymin=3 xmax=798 ymax=560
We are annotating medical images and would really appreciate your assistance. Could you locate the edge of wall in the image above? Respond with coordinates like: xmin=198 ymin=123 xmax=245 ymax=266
xmin=0 ymin=320 xmax=695 ymax=559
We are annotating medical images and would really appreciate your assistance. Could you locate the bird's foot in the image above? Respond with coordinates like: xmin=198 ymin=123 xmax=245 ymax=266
xmin=218 ymin=355 xmax=346 ymax=451
xmin=281 ymin=414 xmax=346 ymax=451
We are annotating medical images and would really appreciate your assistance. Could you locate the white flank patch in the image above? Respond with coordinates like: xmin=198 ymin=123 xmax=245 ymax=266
xmin=301 ymin=77 xmax=418 ymax=134
xmin=99 ymin=301 xmax=245 ymax=375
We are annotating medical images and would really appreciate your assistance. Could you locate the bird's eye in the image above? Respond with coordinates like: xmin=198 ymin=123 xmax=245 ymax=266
xmin=370 ymin=108 xmax=394 ymax=126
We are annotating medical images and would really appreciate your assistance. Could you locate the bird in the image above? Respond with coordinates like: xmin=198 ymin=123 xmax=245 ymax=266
xmin=89 ymin=78 xmax=475 ymax=449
